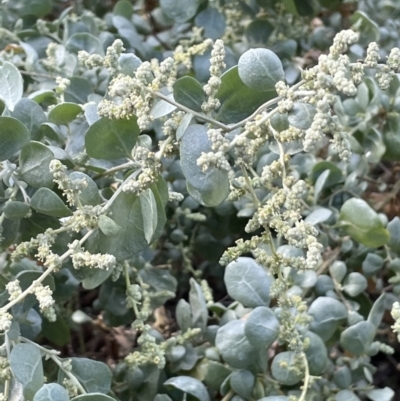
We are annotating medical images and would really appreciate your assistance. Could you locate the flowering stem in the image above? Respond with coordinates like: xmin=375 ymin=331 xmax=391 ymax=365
xmin=298 ymin=353 xmax=310 ymax=401
xmin=93 ymin=161 xmax=137 ymax=180
xmin=101 ymin=170 xmax=140 ymax=214
xmin=49 ymin=355 xmax=87 ymax=395
xmin=145 ymin=88 xmax=229 ymax=131
xmin=1 ymin=230 xmax=94 ymax=313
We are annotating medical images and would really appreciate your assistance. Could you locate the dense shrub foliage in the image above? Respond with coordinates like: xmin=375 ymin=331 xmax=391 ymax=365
xmin=1 ymin=0 xmax=400 ymax=400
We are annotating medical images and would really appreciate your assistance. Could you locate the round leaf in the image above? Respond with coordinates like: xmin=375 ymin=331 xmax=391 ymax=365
xmin=308 ymin=296 xmax=348 ymax=341
xmin=287 ymin=103 xmax=316 ymax=130
xmin=338 ymin=198 xmax=389 ymax=248
xmin=173 ymin=77 xmax=205 ymax=112
xmin=340 ymin=321 xmax=375 ymax=356
xmin=69 ymin=172 xmax=100 ymax=206
xmin=224 ymin=257 xmax=272 ymax=307
xmin=329 ymin=261 xmax=347 ymax=283
xmin=335 ymin=390 xmax=361 ymax=401
xmin=85 ymin=117 xmax=139 ymax=160
xmin=160 ymin=0 xmax=201 ymax=23
xmin=215 ymin=66 xmax=276 ymax=123
xmin=195 ymin=7 xmax=226 ymax=40
xmin=33 ymin=383 xmax=70 ymax=401
xmin=0 ymin=62 xmax=23 ymax=111
xmin=230 ymin=370 xmax=255 ymax=399
xmin=12 ymin=98 xmax=47 ymax=140
xmin=215 ymin=320 xmax=257 ymax=369
xmin=238 ymin=48 xmax=284 ymax=92
xmin=66 ymin=33 xmax=104 ymax=55
xmin=244 ymin=306 xmax=279 ymax=348
xmin=68 ymin=358 xmax=111 ymax=394
xmin=3 ymin=201 xmax=30 ymax=220
xmin=271 ymin=351 xmax=303 ymax=385
xmin=180 ymin=124 xmax=229 ymax=207
xmin=48 ymin=103 xmax=82 ymax=126
xmin=362 ymin=253 xmax=384 ymax=277
xmin=164 ymin=376 xmax=210 ymax=401
xmin=0 ymin=117 xmax=31 ymax=161
xmin=30 ymin=188 xmax=72 ymax=218
xmin=9 ymin=343 xmax=44 ymax=400
xmin=342 ymin=272 xmax=367 ymax=297
xmin=304 ymin=331 xmax=328 ymax=375
xmin=19 ymin=141 xmax=54 ymax=188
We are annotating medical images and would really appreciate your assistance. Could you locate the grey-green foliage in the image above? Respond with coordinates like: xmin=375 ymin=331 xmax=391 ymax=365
xmin=0 ymin=0 xmax=399 ymax=401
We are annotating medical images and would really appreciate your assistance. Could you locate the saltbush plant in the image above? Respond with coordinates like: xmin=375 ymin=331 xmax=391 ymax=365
xmin=0 ymin=0 xmax=400 ymax=400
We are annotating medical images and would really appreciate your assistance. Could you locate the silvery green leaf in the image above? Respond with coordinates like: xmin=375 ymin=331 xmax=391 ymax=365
xmin=230 ymin=370 xmax=255 ymax=399
xmin=215 ymin=320 xmax=257 ymax=369
xmin=66 ymin=33 xmax=104 ymax=54
xmin=151 ymin=94 xmax=177 ymax=118
xmin=313 ymin=169 xmax=330 ymax=203
xmin=12 ymin=98 xmax=46 ymax=140
xmin=335 ymin=390 xmax=361 ymax=401
xmin=48 ymin=103 xmax=82 ymax=126
xmin=118 ymin=53 xmax=142 ymax=76
xmin=140 ymin=188 xmax=158 ymax=243
xmin=305 ymin=207 xmax=332 ymax=225
xmin=160 ymin=0 xmax=201 ymax=23
xmin=338 ymin=198 xmax=389 ymax=248
xmin=3 ymin=201 xmax=30 ymax=220
xmin=0 ymin=117 xmax=31 ymax=161
xmin=98 ymin=215 xmax=121 ymax=236
xmin=195 ymin=7 xmax=226 ymax=40
xmin=0 ymin=62 xmax=23 ymax=111
xmin=365 ymin=387 xmax=395 ymax=401
xmin=388 ymin=217 xmax=400 ymax=253
xmin=164 ymin=376 xmax=210 ymax=401
xmin=84 ymin=116 xmax=139 ymax=160
xmin=69 ymin=172 xmax=100 ymax=206
xmin=33 ymin=383 xmax=70 ymax=401
xmin=238 ymin=48 xmax=284 ymax=92
xmin=64 ymin=358 xmax=112 ymax=394
xmin=71 ymin=395 xmax=115 ymax=401
xmin=340 ymin=321 xmax=375 ymax=356
xmin=362 ymin=253 xmax=384 ymax=277
xmin=215 ymin=66 xmax=276 ymax=123
xmin=308 ymin=296 xmax=347 ymax=341
xmin=9 ymin=343 xmax=44 ymax=400
xmin=303 ymin=331 xmax=328 ymax=375
xmin=173 ymin=76 xmax=205 ymax=112
xmin=224 ymin=257 xmax=272 ymax=307
xmin=84 ymin=103 xmax=100 ymax=125
xmin=30 ymin=188 xmax=72 ymax=218
xmin=244 ymin=306 xmax=279 ymax=349
xmin=154 ymin=395 xmax=173 ymax=401
xmin=343 ymin=272 xmax=367 ymax=297
xmin=269 ymin=139 xmax=303 ymax=155
xmin=176 ymin=299 xmax=192 ymax=332
xmin=180 ymin=124 xmax=229 ymax=207
xmin=270 ymin=112 xmax=289 ymax=132
xmin=315 ymin=275 xmax=334 ymax=295
xmin=189 ymin=278 xmax=208 ymax=333
xmin=368 ymin=293 xmax=386 ymax=328
xmin=176 ymin=113 xmax=193 ymax=141
xmin=271 ymin=351 xmax=303 ymax=385
xmin=288 ymin=103 xmax=316 ymax=130
xmin=333 ymin=366 xmax=352 ymax=389
xmin=19 ymin=141 xmax=54 ymax=188
xmin=329 ymin=261 xmax=347 ymax=283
